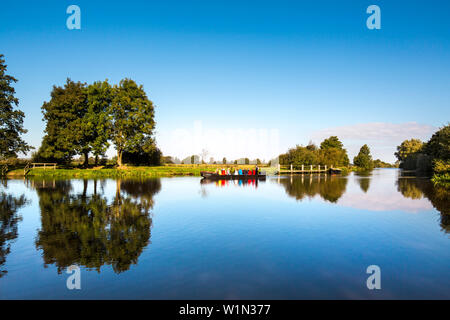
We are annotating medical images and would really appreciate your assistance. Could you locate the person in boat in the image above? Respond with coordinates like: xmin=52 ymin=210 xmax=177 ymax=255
xmin=227 ymin=168 xmax=231 ymax=175
xmin=255 ymin=165 xmax=259 ymax=176
xmin=234 ymin=168 xmax=238 ymax=175
xmin=238 ymin=168 xmax=242 ymax=175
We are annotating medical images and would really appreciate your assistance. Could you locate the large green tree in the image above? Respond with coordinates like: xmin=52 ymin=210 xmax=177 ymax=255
xmin=423 ymin=125 xmax=450 ymax=161
xmin=110 ymin=79 xmax=156 ymax=166
xmin=83 ymin=80 xmax=112 ymax=165
xmin=319 ymin=136 xmax=349 ymax=167
xmin=0 ymin=54 xmax=31 ymax=159
xmin=39 ymin=79 xmax=113 ymax=166
xmin=39 ymin=79 xmax=88 ymax=164
xmin=394 ymin=139 xmax=424 ymax=162
xmin=353 ymin=144 xmax=374 ymax=170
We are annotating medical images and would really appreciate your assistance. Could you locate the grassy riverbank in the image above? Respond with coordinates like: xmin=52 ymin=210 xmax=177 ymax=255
xmin=5 ymin=164 xmax=274 ymax=179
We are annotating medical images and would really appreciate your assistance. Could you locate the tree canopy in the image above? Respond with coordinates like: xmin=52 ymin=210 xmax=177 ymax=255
xmin=394 ymin=125 xmax=449 ymax=175
xmin=353 ymin=144 xmax=373 ymax=170
xmin=38 ymin=79 xmax=88 ymax=163
xmin=394 ymin=139 xmax=424 ymax=162
xmin=0 ymin=54 xmax=31 ymax=159
xmin=279 ymin=136 xmax=349 ymax=168
xmin=320 ymin=136 xmax=344 ymax=150
xmin=36 ymin=78 xmax=158 ymax=166
xmin=110 ymin=79 xmax=156 ymax=166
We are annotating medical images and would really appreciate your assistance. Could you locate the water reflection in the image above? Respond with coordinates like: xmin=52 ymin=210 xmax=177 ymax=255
xmin=275 ymin=174 xmax=348 ymax=203
xmin=34 ymin=179 xmax=161 ymax=273
xmin=201 ymin=179 xmax=261 ymax=188
xmin=397 ymin=177 xmax=449 ymax=233
xmin=0 ymin=171 xmax=448 ymax=299
xmin=0 ymin=190 xmax=28 ymax=278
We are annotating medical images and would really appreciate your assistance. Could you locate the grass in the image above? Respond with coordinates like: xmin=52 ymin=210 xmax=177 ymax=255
xmin=5 ymin=164 xmax=271 ymax=179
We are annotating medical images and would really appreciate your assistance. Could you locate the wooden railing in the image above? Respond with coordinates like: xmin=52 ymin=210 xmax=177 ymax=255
xmin=277 ymin=164 xmax=331 ymax=174
xmin=24 ymin=163 xmax=30 ymax=176
xmin=31 ymin=163 xmax=57 ymax=170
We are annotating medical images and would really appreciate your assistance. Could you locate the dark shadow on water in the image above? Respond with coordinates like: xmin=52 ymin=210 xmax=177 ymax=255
xmin=275 ymin=174 xmax=348 ymax=203
xmin=397 ymin=177 xmax=450 ymax=233
xmin=33 ymin=178 xmax=161 ymax=274
xmin=0 ymin=191 xmax=29 ymax=278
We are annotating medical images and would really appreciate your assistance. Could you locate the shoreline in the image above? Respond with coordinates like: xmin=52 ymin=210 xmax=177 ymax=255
xmin=3 ymin=165 xmax=276 ymax=179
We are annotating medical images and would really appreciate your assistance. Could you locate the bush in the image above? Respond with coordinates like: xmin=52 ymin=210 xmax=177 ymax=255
xmin=122 ymin=147 xmax=162 ymax=166
xmin=433 ymin=159 xmax=450 ymax=175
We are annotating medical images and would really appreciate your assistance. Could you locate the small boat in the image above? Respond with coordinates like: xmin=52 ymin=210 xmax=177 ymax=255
xmin=328 ymin=168 xmax=342 ymax=174
xmin=201 ymin=171 xmax=266 ymax=180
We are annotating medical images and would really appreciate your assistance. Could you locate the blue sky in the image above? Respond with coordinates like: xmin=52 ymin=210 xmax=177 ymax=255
xmin=1 ymin=0 xmax=449 ymax=162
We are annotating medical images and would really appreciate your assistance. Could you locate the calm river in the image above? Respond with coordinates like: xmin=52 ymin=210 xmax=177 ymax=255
xmin=0 ymin=169 xmax=448 ymax=299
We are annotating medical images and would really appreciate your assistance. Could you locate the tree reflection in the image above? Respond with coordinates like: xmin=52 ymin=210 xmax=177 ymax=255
xmin=397 ymin=178 xmax=449 ymax=233
xmin=34 ymin=179 xmax=161 ymax=274
xmin=276 ymin=174 xmax=348 ymax=203
xmin=358 ymin=178 xmax=370 ymax=193
xmin=0 ymin=192 xmax=28 ymax=278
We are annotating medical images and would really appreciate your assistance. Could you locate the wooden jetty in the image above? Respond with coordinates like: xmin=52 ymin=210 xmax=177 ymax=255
xmin=276 ymin=164 xmax=341 ymax=175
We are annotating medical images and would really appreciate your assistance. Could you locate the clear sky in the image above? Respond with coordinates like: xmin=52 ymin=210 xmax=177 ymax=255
xmin=1 ymin=0 xmax=449 ymax=162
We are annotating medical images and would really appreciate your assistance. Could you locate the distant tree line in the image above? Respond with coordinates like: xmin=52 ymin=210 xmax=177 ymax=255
xmin=33 ymin=78 xmax=160 ymax=166
xmin=279 ymin=137 xmax=399 ymax=171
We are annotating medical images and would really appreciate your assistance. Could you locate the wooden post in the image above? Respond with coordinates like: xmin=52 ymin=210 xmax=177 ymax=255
xmin=277 ymin=163 xmax=280 ymax=174
xmin=302 ymin=164 xmax=304 ymax=172
xmin=318 ymin=165 xmax=320 ymax=171
xmin=290 ymin=164 xmax=293 ymax=173
xmin=310 ymin=165 xmax=313 ymax=172
xmin=325 ymin=165 xmax=327 ymax=171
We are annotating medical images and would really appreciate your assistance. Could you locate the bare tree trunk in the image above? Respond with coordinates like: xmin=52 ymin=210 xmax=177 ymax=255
xmin=117 ymin=150 xmax=123 ymax=167
xmin=83 ymin=151 xmax=89 ymax=168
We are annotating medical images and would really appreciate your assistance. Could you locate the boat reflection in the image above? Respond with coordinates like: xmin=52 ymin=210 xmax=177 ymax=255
xmin=33 ymin=178 xmax=161 ymax=274
xmin=201 ymin=178 xmax=261 ymax=188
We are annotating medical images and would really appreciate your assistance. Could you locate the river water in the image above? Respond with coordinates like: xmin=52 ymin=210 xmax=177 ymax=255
xmin=0 ymin=169 xmax=448 ymax=299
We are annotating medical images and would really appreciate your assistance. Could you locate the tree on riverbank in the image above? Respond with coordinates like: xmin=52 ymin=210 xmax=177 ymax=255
xmin=0 ymin=54 xmax=31 ymax=159
xmin=109 ymin=79 xmax=156 ymax=167
xmin=395 ymin=124 xmax=449 ymax=183
xmin=394 ymin=139 xmax=424 ymax=171
xmin=38 ymin=79 xmax=87 ymax=164
xmin=279 ymin=136 xmax=349 ymax=168
xmin=353 ymin=144 xmax=374 ymax=170
xmin=36 ymin=78 xmax=158 ymax=167
xmin=83 ymin=80 xmax=112 ymax=165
